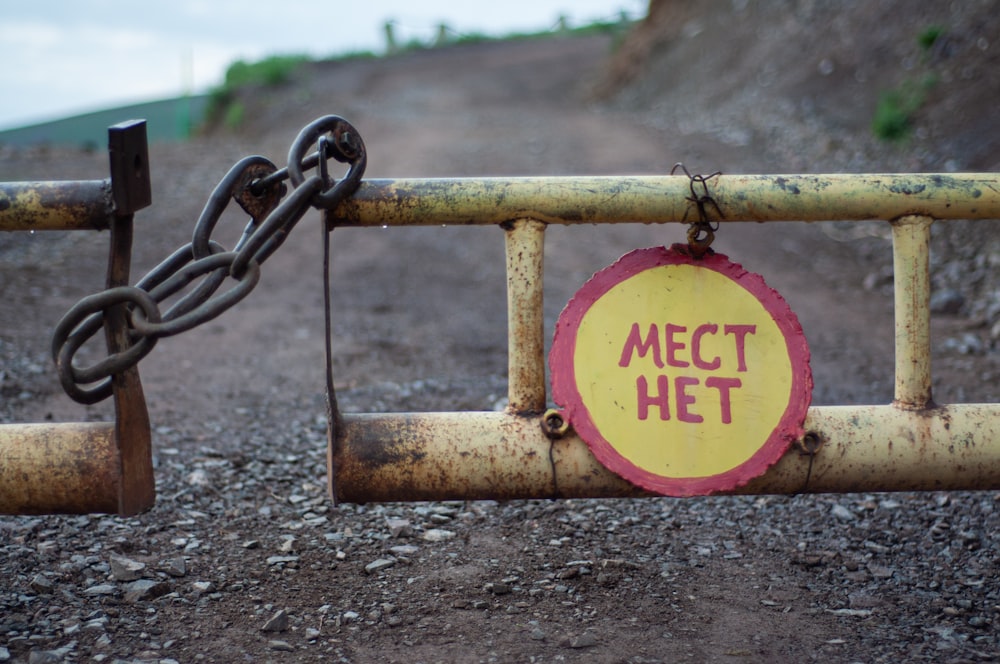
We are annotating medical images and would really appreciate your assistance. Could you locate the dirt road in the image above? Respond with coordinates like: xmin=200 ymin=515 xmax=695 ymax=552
xmin=2 ymin=34 xmax=999 ymax=663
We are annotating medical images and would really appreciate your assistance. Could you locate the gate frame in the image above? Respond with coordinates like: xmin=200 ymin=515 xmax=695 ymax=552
xmin=325 ymin=173 xmax=1000 ymax=502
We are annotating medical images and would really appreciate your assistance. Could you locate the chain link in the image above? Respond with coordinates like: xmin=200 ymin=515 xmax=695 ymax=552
xmin=52 ymin=115 xmax=367 ymax=404
xmin=671 ymin=162 xmax=723 ymax=256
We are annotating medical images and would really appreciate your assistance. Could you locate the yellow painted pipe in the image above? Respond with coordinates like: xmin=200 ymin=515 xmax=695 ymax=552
xmin=329 ymin=403 xmax=1000 ymax=502
xmin=0 ymin=181 xmax=114 ymax=231
xmin=331 ymin=174 xmax=999 ymax=227
xmin=891 ymin=215 xmax=934 ymax=408
xmin=0 ymin=423 xmax=121 ymax=514
xmin=505 ymin=219 xmax=547 ymax=413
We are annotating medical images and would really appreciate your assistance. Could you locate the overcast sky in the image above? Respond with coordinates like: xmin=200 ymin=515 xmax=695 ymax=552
xmin=0 ymin=0 xmax=644 ymax=130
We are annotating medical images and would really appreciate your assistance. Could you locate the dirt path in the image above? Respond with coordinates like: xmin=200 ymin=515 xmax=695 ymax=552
xmin=2 ymin=35 xmax=1000 ymax=663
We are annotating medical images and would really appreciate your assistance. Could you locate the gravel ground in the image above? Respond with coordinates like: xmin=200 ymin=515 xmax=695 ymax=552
xmin=2 ymin=15 xmax=1000 ymax=664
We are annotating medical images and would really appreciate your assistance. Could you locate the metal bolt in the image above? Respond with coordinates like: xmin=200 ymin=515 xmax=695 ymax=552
xmin=542 ymin=409 xmax=570 ymax=439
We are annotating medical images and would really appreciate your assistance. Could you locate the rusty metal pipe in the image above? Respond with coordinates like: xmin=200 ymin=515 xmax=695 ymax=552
xmin=331 ymin=174 xmax=1000 ymax=227
xmin=0 ymin=180 xmax=114 ymax=231
xmin=891 ymin=215 xmax=934 ymax=408
xmin=0 ymin=423 xmax=121 ymax=514
xmin=505 ymin=219 xmax=547 ymax=413
xmin=0 ymin=122 xmax=155 ymax=516
xmin=330 ymin=403 xmax=1000 ymax=503
xmin=738 ymin=404 xmax=1000 ymax=494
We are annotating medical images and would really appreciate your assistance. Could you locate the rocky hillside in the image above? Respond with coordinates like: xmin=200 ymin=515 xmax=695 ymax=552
xmin=601 ymin=0 xmax=999 ymax=173
xmin=596 ymin=0 xmax=1000 ymax=328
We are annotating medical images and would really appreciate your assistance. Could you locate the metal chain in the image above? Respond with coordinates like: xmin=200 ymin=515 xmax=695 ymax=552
xmin=671 ymin=162 xmax=723 ymax=256
xmin=52 ymin=115 xmax=367 ymax=404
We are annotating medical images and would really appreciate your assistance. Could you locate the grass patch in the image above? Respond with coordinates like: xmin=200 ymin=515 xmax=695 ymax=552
xmin=872 ymin=25 xmax=946 ymax=142
xmin=918 ymin=25 xmax=944 ymax=51
xmin=872 ymin=75 xmax=938 ymax=141
xmin=205 ymin=54 xmax=310 ymax=129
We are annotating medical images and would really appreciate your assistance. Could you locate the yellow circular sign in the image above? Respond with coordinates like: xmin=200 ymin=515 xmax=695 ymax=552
xmin=550 ymin=246 xmax=812 ymax=496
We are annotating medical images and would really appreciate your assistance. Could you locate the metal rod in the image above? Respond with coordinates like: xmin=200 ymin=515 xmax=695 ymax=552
xmin=330 ymin=174 xmax=1000 ymax=227
xmin=891 ymin=215 xmax=934 ymax=408
xmin=330 ymin=403 xmax=1000 ymax=503
xmin=505 ymin=219 xmax=547 ymax=413
xmin=0 ymin=180 xmax=114 ymax=231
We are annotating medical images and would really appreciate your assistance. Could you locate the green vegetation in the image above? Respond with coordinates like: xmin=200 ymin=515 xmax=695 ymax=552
xmin=917 ymin=25 xmax=944 ymax=52
xmin=871 ymin=25 xmax=946 ymax=142
xmin=872 ymin=74 xmax=938 ymax=141
xmin=205 ymin=54 xmax=310 ymax=129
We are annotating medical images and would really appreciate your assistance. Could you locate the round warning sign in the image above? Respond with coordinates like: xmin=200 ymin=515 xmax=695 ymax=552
xmin=550 ymin=245 xmax=812 ymax=496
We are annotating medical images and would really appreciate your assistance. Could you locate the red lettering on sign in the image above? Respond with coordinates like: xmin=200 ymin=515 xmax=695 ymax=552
xmin=664 ymin=324 xmax=689 ymax=368
xmin=705 ymin=376 xmax=742 ymax=424
xmin=691 ymin=323 xmax=721 ymax=370
xmin=636 ymin=375 xmax=670 ymax=420
xmin=635 ymin=374 xmax=743 ymax=424
xmin=724 ymin=324 xmax=756 ymax=372
xmin=674 ymin=376 xmax=702 ymax=423
xmin=619 ymin=323 xmax=663 ymax=369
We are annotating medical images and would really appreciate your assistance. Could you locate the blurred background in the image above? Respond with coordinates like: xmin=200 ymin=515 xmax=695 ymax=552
xmin=0 ymin=0 xmax=644 ymax=132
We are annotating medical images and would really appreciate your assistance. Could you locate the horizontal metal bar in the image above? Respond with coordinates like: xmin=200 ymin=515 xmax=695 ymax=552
xmin=0 ymin=423 xmax=121 ymax=514
xmin=329 ymin=403 xmax=1000 ymax=502
xmin=0 ymin=180 xmax=114 ymax=231
xmin=330 ymin=173 xmax=1000 ymax=227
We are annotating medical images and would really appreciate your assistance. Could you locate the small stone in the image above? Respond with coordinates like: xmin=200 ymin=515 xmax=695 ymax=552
xmin=386 ymin=518 xmax=413 ymax=538
xmin=0 ymin=646 xmax=9 ymax=661
xmin=278 ymin=537 xmax=297 ymax=553
xmin=568 ymin=632 xmax=599 ymax=649
xmin=242 ymin=540 xmax=260 ymax=550
xmin=268 ymin=640 xmax=295 ymax=652
xmin=530 ymin=628 xmax=547 ymax=641
xmin=943 ymin=333 xmax=984 ymax=355
xmin=390 ymin=545 xmax=419 ymax=557
xmin=262 ymin=609 xmax=289 ymax=633
xmin=422 ymin=529 xmax=455 ymax=542
xmin=83 ymin=616 xmax=109 ymax=631
xmin=83 ymin=584 xmax=117 ymax=596
xmin=192 ymin=581 xmax=215 ymax=594
xmin=123 ymin=579 xmax=170 ymax=603
xmin=365 ymin=558 xmax=397 ymax=574
xmin=161 ymin=558 xmax=187 ymax=578
xmin=110 ymin=554 xmax=146 ymax=582
xmin=266 ymin=556 xmax=300 ymax=566
xmin=28 ymin=651 xmax=63 ymax=664
xmin=831 ymin=504 xmax=855 ymax=521
xmin=186 ymin=468 xmax=210 ymax=486
xmin=486 ymin=582 xmax=511 ymax=595
xmin=868 ymin=564 xmax=895 ymax=579
xmin=28 ymin=642 xmax=76 ymax=664
xmin=305 ymin=627 xmax=321 ymax=640
xmin=342 ymin=611 xmax=360 ymax=623
xmin=930 ymin=289 xmax=964 ymax=315
xmin=29 ymin=574 xmax=53 ymax=594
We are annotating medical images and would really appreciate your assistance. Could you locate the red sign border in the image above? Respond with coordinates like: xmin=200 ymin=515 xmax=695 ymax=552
xmin=549 ymin=245 xmax=813 ymax=496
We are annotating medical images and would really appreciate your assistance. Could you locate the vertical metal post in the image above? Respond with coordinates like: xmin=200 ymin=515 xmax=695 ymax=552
xmin=504 ymin=218 xmax=547 ymax=413
xmin=106 ymin=120 xmax=155 ymax=515
xmin=891 ymin=214 xmax=934 ymax=409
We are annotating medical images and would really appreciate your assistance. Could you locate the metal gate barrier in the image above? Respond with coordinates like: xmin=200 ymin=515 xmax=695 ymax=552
xmin=0 ymin=121 xmax=154 ymax=515
xmin=325 ymin=173 xmax=1000 ymax=502
xmin=1 ymin=117 xmax=999 ymax=513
